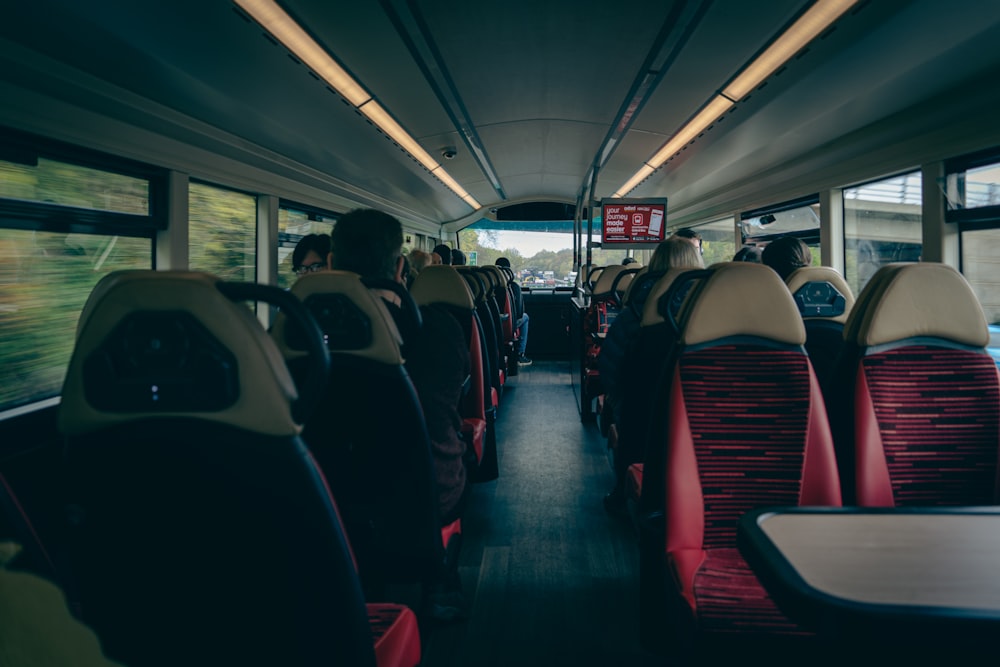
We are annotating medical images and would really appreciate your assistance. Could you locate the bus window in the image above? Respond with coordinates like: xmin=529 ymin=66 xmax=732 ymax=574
xmin=188 ymin=182 xmax=256 ymax=282
xmin=844 ymin=172 xmax=922 ymax=296
xmin=0 ymin=229 xmax=150 ymax=413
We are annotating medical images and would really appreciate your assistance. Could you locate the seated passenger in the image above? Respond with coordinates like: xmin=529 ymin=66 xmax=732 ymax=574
xmin=432 ymin=243 xmax=452 ymax=266
xmin=496 ymin=257 xmax=531 ymax=366
xmin=732 ymin=245 xmax=762 ymax=262
xmin=291 ymin=232 xmax=331 ymax=277
xmin=762 ymin=236 xmax=812 ymax=280
xmin=451 ymin=249 xmax=467 ymax=266
xmin=407 ymin=248 xmax=434 ymax=287
xmin=329 ymin=210 xmax=471 ymax=526
xmin=600 ymin=236 xmax=703 ymax=515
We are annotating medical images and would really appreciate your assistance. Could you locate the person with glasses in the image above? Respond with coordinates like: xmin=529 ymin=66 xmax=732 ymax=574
xmin=291 ymin=233 xmax=331 ymax=276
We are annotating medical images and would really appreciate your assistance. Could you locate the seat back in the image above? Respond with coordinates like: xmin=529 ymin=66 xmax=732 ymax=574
xmin=272 ymin=270 xmax=443 ymax=590
xmin=837 ymin=262 xmax=1000 ymax=507
xmin=411 ymin=265 xmax=498 ymax=479
xmin=58 ymin=270 xmax=384 ymax=667
xmin=784 ymin=266 xmax=855 ymax=398
xmin=646 ymin=262 xmax=840 ymax=647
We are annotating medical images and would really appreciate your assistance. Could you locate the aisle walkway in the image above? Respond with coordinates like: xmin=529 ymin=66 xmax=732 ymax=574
xmin=421 ymin=360 xmax=658 ymax=666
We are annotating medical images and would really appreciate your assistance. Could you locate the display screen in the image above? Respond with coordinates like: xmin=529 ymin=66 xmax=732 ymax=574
xmin=601 ymin=198 xmax=668 ymax=245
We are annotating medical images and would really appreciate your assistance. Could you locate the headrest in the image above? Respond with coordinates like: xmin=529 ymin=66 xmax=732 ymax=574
xmin=845 ymin=262 xmax=989 ymax=348
xmin=592 ymin=265 xmax=627 ymax=296
xmin=476 ymin=265 xmax=503 ymax=289
xmin=622 ymin=267 xmax=650 ymax=305
xmin=472 ymin=264 xmax=498 ymax=289
xmin=785 ymin=266 xmax=855 ymax=324
xmin=641 ymin=268 xmax=697 ymax=327
xmin=271 ymin=271 xmax=403 ymax=366
xmin=682 ymin=262 xmax=806 ymax=346
xmin=58 ymin=271 xmax=300 ymax=437
xmin=410 ymin=264 xmax=474 ymax=310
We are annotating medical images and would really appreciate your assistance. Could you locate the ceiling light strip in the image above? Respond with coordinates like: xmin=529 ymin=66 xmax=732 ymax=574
xmin=234 ymin=0 xmax=480 ymax=209
xmin=614 ymin=0 xmax=859 ymax=198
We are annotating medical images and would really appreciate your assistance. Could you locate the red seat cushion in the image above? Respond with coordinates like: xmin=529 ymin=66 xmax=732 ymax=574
xmin=367 ymin=603 xmax=421 ymax=667
xmin=689 ymin=548 xmax=807 ymax=636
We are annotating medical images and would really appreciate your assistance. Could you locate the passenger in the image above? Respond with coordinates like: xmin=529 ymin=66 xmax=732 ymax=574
xmin=600 ymin=236 xmax=704 ymax=516
xmin=432 ymin=243 xmax=452 ymax=266
xmin=672 ymin=227 xmax=703 ymax=256
xmin=451 ymin=248 xmax=467 ymax=266
xmin=407 ymin=249 xmax=434 ymax=287
xmin=291 ymin=233 xmax=331 ymax=276
xmin=733 ymin=245 xmax=763 ymax=263
xmin=762 ymin=236 xmax=812 ymax=280
xmin=496 ymin=257 xmax=531 ymax=366
xmin=329 ymin=210 xmax=471 ymax=529
xmin=622 ymin=256 xmax=637 ymax=265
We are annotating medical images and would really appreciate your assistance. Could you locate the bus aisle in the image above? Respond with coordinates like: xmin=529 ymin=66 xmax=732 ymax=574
xmin=421 ymin=360 xmax=658 ymax=667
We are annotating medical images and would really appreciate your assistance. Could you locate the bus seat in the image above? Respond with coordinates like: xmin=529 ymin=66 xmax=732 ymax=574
xmin=784 ymin=266 xmax=854 ymax=402
xmin=58 ymin=270 xmax=419 ymax=667
xmin=412 ymin=265 xmax=499 ymax=482
xmin=641 ymin=262 xmax=841 ymax=657
xmin=272 ymin=270 xmax=457 ymax=594
xmin=615 ymin=268 xmax=703 ymax=511
xmin=835 ymin=262 xmax=1000 ymax=507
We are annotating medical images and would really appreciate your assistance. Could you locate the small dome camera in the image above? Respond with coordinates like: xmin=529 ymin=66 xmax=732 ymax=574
xmin=441 ymin=146 xmax=457 ymax=160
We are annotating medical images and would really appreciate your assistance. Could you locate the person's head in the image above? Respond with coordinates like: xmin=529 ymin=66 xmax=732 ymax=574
xmin=451 ymin=249 xmax=467 ymax=266
xmin=408 ymin=248 xmax=433 ymax=273
xmin=672 ymin=227 xmax=703 ymax=255
xmin=430 ymin=252 xmax=443 ymax=265
xmin=432 ymin=244 xmax=452 ymax=266
xmin=733 ymin=246 xmax=763 ymax=263
xmin=648 ymin=236 xmax=704 ymax=272
xmin=292 ymin=233 xmax=331 ymax=277
xmin=328 ymin=209 xmax=404 ymax=281
xmin=762 ymin=236 xmax=812 ymax=281
xmin=622 ymin=256 xmax=637 ymax=265
xmin=495 ymin=257 xmax=511 ymax=268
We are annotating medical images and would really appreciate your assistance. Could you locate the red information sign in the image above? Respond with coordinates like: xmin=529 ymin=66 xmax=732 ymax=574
xmin=600 ymin=198 xmax=667 ymax=245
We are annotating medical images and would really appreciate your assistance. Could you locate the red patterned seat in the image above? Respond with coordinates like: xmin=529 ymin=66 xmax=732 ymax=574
xmin=832 ymin=262 xmax=1000 ymax=507
xmin=638 ymin=262 xmax=841 ymax=657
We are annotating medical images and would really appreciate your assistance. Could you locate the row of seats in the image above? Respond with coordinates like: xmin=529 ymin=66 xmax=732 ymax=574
xmin=580 ymin=263 xmax=642 ymax=411
xmin=0 ymin=262 xmax=527 ymax=666
xmin=594 ymin=261 xmax=999 ymax=660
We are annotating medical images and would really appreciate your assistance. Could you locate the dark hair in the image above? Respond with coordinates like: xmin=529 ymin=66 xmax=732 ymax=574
xmin=451 ymin=248 xmax=466 ymax=265
xmin=495 ymin=257 xmax=511 ymax=268
xmin=291 ymin=233 xmax=331 ymax=270
xmin=622 ymin=256 xmax=637 ymax=265
xmin=762 ymin=236 xmax=812 ymax=281
xmin=432 ymin=244 xmax=452 ymax=265
xmin=673 ymin=227 xmax=701 ymax=241
xmin=733 ymin=246 xmax=763 ymax=263
xmin=329 ymin=209 xmax=403 ymax=280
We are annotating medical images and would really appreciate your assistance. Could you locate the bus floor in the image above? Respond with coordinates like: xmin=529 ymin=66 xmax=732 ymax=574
xmin=418 ymin=359 xmax=660 ymax=667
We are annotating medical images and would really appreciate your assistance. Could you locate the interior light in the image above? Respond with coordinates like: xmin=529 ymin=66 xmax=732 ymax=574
xmin=234 ymin=0 xmax=480 ymax=209
xmin=358 ymin=101 xmax=441 ymax=173
xmin=647 ymin=96 xmax=734 ymax=167
xmin=613 ymin=164 xmax=656 ymax=199
xmin=723 ymin=0 xmax=859 ymax=101
xmin=614 ymin=0 xmax=857 ymax=198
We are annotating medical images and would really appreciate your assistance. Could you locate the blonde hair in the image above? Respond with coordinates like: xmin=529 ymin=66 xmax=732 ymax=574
xmin=649 ymin=236 xmax=704 ymax=272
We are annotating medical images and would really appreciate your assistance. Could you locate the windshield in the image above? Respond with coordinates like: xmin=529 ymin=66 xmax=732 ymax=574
xmin=458 ymin=225 xmax=643 ymax=288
